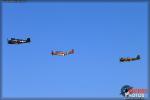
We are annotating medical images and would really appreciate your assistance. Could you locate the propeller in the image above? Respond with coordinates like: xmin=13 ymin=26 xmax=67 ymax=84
xmin=7 ymin=38 xmax=9 ymax=43
xmin=51 ymin=50 xmax=54 ymax=55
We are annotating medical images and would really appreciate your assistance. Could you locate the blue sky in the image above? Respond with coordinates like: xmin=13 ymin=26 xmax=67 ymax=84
xmin=2 ymin=2 xmax=148 ymax=98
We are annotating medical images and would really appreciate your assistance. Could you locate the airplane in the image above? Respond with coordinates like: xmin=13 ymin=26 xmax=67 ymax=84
xmin=120 ymin=55 xmax=140 ymax=62
xmin=7 ymin=37 xmax=31 ymax=44
xmin=51 ymin=49 xmax=74 ymax=56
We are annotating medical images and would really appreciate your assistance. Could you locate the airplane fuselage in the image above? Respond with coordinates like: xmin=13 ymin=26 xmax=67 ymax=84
xmin=8 ymin=38 xmax=30 ymax=44
xmin=120 ymin=57 xmax=140 ymax=62
xmin=52 ymin=51 xmax=67 ymax=56
xmin=51 ymin=49 xmax=74 ymax=56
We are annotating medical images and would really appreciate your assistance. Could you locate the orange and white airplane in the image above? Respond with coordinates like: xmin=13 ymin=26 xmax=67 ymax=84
xmin=51 ymin=49 xmax=74 ymax=56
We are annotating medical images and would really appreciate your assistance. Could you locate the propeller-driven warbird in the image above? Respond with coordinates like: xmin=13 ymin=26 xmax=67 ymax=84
xmin=7 ymin=38 xmax=31 ymax=44
xmin=7 ymin=34 xmax=31 ymax=44
xmin=51 ymin=49 xmax=74 ymax=56
xmin=120 ymin=55 xmax=140 ymax=62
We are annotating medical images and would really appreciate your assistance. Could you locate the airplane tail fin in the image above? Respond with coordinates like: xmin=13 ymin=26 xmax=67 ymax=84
xmin=7 ymin=38 xmax=10 ymax=44
xmin=137 ymin=55 xmax=140 ymax=59
xmin=71 ymin=49 xmax=74 ymax=54
xmin=27 ymin=38 xmax=31 ymax=42
xmin=68 ymin=49 xmax=74 ymax=54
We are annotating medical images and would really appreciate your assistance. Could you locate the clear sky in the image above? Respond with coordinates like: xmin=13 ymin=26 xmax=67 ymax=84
xmin=2 ymin=2 xmax=148 ymax=98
